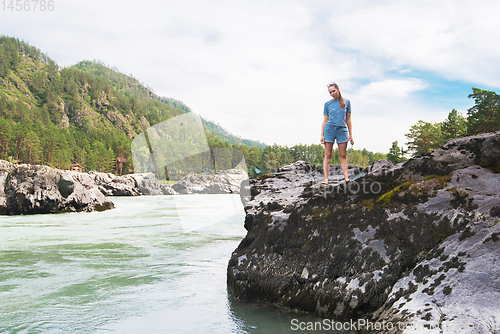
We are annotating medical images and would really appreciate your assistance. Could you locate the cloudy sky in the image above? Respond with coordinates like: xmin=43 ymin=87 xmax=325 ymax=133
xmin=1 ymin=0 xmax=500 ymax=153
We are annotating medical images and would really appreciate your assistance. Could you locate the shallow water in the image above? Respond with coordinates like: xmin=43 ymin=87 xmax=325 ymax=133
xmin=0 ymin=195 xmax=357 ymax=333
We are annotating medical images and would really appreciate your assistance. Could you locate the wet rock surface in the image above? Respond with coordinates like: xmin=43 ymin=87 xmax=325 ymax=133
xmin=227 ymin=131 xmax=500 ymax=333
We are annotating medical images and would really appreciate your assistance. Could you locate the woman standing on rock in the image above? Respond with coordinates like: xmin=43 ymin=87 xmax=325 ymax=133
xmin=320 ymin=82 xmax=354 ymax=183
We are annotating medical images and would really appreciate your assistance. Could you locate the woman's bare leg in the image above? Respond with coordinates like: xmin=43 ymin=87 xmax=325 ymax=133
xmin=323 ymin=142 xmax=334 ymax=181
xmin=338 ymin=142 xmax=349 ymax=181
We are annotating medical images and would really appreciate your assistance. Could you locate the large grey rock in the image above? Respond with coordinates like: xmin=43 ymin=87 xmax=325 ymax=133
xmin=87 ymin=172 xmax=141 ymax=196
xmin=0 ymin=160 xmax=180 ymax=215
xmin=127 ymin=173 xmax=165 ymax=195
xmin=227 ymin=131 xmax=500 ymax=333
xmin=0 ymin=162 xmax=114 ymax=214
xmin=85 ymin=171 xmax=177 ymax=196
xmin=172 ymin=169 xmax=248 ymax=194
xmin=0 ymin=160 xmax=15 ymax=214
xmin=397 ymin=130 xmax=500 ymax=182
xmin=160 ymin=182 xmax=177 ymax=195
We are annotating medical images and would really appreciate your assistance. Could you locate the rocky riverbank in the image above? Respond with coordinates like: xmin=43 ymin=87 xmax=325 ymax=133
xmin=0 ymin=160 xmax=115 ymax=214
xmin=0 ymin=160 xmax=248 ymax=215
xmin=227 ymin=131 xmax=500 ymax=334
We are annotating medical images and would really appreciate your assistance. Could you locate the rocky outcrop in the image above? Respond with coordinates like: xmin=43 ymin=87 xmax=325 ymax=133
xmin=172 ymin=168 xmax=248 ymax=194
xmin=0 ymin=161 xmax=114 ymax=215
xmin=227 ymin=130 xmax=500 ymax=333
xmin=86 ymin=172 xmax=176 ymax=196
xmin=75 ymin=172 xmax=140 ymax=196
xmin=0 ymin=160 xmax=180 ymax=214
xmin=0 ymin=160 xmax=16 ymax=214
xmin=128 ymin=173 xmax=177 ymax=195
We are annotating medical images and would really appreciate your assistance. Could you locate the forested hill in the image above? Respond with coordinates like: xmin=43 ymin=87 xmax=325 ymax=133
xmin=0 ymin=36 xmax=189 ymax=173
xmin=0 ymin=36 xmax=264 ymax=174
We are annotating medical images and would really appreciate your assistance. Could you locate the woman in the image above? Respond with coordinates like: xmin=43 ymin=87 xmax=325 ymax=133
xmin=320 ymin=82 xmax=354 ymax=183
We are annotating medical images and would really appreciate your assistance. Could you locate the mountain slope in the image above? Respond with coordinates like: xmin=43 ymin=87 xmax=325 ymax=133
xmin=0 ymin=36 xmax=187 ymax=173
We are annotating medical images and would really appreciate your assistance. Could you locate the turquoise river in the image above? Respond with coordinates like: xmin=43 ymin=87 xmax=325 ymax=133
xmin=0 ymin=194 xmax=357 ymax=333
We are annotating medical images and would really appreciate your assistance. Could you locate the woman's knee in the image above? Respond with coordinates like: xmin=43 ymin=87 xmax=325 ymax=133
xmin=339 ymin=152 xmax=347 ymax=160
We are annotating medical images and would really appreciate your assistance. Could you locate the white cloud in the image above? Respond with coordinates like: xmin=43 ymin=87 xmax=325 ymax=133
xmin=357 ymin=79 xmax=428 ymax=101
xmin=325 ymin=0 xmax=500 ymax=86
xmin=347 ymin=79 xmax=445 ymax=153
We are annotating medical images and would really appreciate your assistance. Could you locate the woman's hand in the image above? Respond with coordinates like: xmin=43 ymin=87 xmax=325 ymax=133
xmin=320 ymin=135 xmax=325 ymax=145
xmin=349 ymin=135 xmax=354 ymax=145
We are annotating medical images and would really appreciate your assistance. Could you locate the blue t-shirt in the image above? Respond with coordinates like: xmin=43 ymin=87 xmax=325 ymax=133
xmin=323 ymin=99 xmax=351 ymax=127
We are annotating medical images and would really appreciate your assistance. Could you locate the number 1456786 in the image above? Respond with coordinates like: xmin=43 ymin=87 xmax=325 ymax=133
xmin=2 ymin=0 xmax=54 ymax=11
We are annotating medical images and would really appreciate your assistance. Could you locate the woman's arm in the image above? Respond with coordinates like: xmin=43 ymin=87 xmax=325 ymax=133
xmin=346 ymin=112 xmax=354 ymax=144
xmin=320 ymin=114 xmax=328 ymax=144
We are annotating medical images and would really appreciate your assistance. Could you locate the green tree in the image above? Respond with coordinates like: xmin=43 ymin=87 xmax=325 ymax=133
xmin=349 ymin=150 xmax=369 ymax=166
xmin=52 ymin=130 xmax=71 ymax=169
xmin=21 ymin=131 xmax=41 ymax=164
xmin=441 ymin=109 xmax=467 ymax=142
xmin=387 ymin=141 xmax=407 ymax=164
xmin=467 ymin=88 xmax=500 ymax=135
xmin=405 ymin=120 xmax=443 ymax=155
xmin=262 ymin=145 xmax=277 ymax=173
xmin=86 ymin=145 xmax=97 ymax=171
xmin=0 ymin=117 xmax=13 ymax=159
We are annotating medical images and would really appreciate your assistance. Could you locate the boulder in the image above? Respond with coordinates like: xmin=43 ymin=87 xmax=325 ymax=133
xmin=227 ymin=131 xmax=500 ymax=333
xmin=160 ymin=182 xmax=177 ymax=195
xmin=87 ymin=171 xmax=141 ymax=196
xmin=127 ymin=173 xmax=165 ymax=195
xmin=172 ymin=168 xmax=248 ymax=194
xmin=0 ymin=160 xmax=180 ymax=215
xmin=0 ymin=160 xmax=15 ymax=214
xmin=0 ymin=161 xmax=114 ymax=215
xmin=85 ymin=171 xmax=177 ymax=196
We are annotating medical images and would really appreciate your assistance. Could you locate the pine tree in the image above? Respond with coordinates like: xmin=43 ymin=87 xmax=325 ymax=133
xmin=441 ymin=109 xmax=467 ymax=142
xmin=387 ymin=141 xmax=407 ymax=164
xmin=21 ymin=131 xmax=41 ymax=164
xmin=405 ymin=120 xmax=443 ymax=155
xmin=467 ymin=88 xmax=500 ymax=135
xmin=0 ymin=118 xmax=13 ymax=159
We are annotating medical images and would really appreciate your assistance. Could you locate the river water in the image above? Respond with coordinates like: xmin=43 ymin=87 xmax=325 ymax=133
xmin=0 ymin=195 xmax=356 ymax=334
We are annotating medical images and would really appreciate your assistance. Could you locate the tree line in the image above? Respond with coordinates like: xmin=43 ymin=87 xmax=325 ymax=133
xmin=214 ymin=139 xmax=385 ymax=178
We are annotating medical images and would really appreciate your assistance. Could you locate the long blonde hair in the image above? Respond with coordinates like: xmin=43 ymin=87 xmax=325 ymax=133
xmin=328 ymin=82 xmax=345 ymax=110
